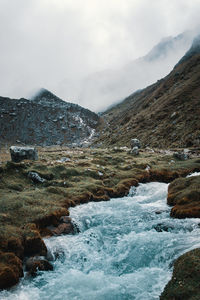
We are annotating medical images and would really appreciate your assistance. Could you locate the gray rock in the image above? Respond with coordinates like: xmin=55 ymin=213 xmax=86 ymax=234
xmin=10 ymin=146 xmax=38 ymax=162
xmin=130 ymin=138 xmax=141 ymax=149
xmin=173 ymin=152 xmax=189 ymax=161
xmin=25 ymin=256 xmax=53 ymax=276
xmin=28 ymin=172 xmax=46 ymax=183
xmin=131 ymin=146 xmax=139 ymax=155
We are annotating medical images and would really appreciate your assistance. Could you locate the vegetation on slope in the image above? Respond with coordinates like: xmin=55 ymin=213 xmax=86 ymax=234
xmin=96 ymin=40 xmax=200 ymax=149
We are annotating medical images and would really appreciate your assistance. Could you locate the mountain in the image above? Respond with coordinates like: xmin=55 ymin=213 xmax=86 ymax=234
xmin=95 ymin=35 xmax=200 ymax=148
xmin=0 ymin=89 xmax=100 ymax=146
xmin=76 ymin=31 xmax=194 ymax=112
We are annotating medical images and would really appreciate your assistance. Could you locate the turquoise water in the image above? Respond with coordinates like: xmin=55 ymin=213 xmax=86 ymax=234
xmin=1 ymin=181 xmax=200 ymax=300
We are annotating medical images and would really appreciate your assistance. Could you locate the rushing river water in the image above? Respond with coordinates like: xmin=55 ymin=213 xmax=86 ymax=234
xmin=1 ymin=181 xmax=200 ymax=300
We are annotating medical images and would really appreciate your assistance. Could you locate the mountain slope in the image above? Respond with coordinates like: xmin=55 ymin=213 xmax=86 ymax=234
xmin=77 ymin=32 xmax=194 ymax=112
xmin=0 ymin=89 xmax=100 ymax=146
xmin=96 ymin=35 xmax=200 ymax=148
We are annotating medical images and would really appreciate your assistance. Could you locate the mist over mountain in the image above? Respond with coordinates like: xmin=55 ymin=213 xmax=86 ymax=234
xmin=96 ymin=33 xmax=200 ymax=148
xmin=76 ymin=31 xmax=194 ymax=112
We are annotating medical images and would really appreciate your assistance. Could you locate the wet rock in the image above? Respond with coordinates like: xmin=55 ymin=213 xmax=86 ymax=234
xmin=130 ymin=138 xmax=141 ymax=149
xmin=28 ymin=172 xmax=46 ymax=183
xmin=10 ymin=146 xmax=38 ymax=162
xmin=59 ymin=216 xmax=72 ymax=224
xmin=25 ymin=256 xmax=53 ymax=276
xmin=52 ymin=223 xmax=74 ymax=236
xmin=153 ymin=223 xmax=174 ymax=232
xmin=155 ymin=210 xmax=167 ymax=215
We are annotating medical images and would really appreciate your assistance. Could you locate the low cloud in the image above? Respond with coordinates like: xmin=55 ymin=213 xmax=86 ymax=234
xmin=0 ymin=0 xmax=200 ymax=111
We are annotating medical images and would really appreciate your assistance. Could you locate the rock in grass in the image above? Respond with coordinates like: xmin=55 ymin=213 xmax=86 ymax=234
xmin=173 ymin=151 xmax=189 ymax=161
xmin=131 ymin=146 xmax=139 ymax=155
xmin=10 ymin=146 xmax=38 ymax=162
xmin=130 ymin=138 xmax=141 ymax=149
xmin=28 ymin=172 xmax=46 ymax=183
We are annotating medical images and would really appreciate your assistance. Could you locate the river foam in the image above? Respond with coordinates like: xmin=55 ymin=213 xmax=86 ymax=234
xmin=1 ymin=182 xmax=200 ymax=300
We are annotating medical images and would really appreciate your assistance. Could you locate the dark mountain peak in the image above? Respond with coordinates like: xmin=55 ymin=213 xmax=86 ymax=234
xmin=33 ymin=88 xmax=57 ymax=99
xmin=178 ymin=33 xmax=200 ymax=64
xmin=145 ymin=31 xmax=193 ymax=62
xmin=31 ymin=88 xmax=67 ymax=107
xmin=188 ymin=34 xmax=200 ymax=55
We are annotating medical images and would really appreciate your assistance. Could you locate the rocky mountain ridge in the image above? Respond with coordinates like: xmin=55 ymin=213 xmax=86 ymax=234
xmin=0 ymin=89 xmax=100 ymax=147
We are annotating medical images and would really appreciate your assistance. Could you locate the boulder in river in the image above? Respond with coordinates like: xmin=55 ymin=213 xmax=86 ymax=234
xmin=10 ymin=146 xmax=38 ymax=162
xmin=25 ymin=256 xmax=53 ymax=276
xmin=52 ymin=222 xmax=74 ymax=235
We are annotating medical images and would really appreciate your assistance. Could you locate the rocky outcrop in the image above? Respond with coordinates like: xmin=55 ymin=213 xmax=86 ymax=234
xmin=160 ymin=248 xmax=200 ymax=300
xmin=0 ymin=89 xmax=100 ymax=147
xmin=10 ymin=146 xmax=38 ymax=162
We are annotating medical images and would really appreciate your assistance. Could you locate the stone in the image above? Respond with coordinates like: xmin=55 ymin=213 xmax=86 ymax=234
xmin=153 ymin=223 xmax=174 ymax=232
xmin=52 ymin=223 xmax=74 ymax=236
xmin=130 ymin=138 xmax=141 ymax=149
xmin=28 ymin=172 xmax=46 ymax=183
xmin=25 ymin=256 xmax=53 ymax=276
xmin=130 ymin=146 xmax=139 ymax=155
xmin=59 ymin=216 xmax=72 ymax=224
xmin=10 ymin=146 xmax=38 ymax=163
xmin=173 ymin=151 xmax=189 ymax=161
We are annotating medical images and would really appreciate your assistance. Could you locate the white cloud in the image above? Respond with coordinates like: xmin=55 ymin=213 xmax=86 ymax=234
xmin=0 ymin=0 xmax=200 ymax=110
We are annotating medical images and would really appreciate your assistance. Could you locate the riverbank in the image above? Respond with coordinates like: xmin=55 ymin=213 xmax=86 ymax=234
xmin=0 ymin=146 xmax=200 ymax=291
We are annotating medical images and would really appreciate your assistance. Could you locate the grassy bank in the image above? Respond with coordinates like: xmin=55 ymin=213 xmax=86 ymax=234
xmin=0 ymin=146 xmax=200 ymax=289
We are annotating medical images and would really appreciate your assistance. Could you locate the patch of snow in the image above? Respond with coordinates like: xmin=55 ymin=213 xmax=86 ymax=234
xmin=187 ymin=172 xmax=200 ymax=178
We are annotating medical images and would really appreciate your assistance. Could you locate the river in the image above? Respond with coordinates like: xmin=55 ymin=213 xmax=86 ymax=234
xmin=1 ymin=180 xmax=200 ymax=300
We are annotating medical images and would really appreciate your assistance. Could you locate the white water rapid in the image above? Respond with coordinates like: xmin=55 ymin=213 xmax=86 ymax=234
xmin=1 ymin=181 xmax=200 ymax=300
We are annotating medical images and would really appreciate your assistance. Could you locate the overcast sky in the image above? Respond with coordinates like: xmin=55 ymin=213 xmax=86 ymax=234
xmin=0 ymin=0 xmax=200 ymax=111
